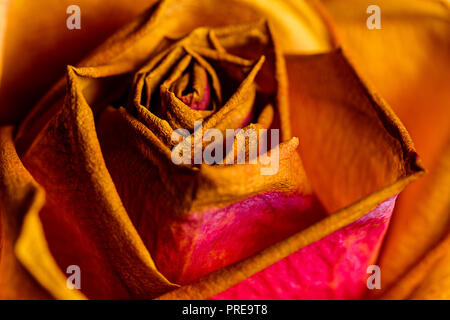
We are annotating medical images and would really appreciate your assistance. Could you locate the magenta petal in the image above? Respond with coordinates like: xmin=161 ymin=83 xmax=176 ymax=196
xmin=153 ymin=192 xmax=325 ymax=284
xmin=211 ymin=196 xmax=397 ymax=300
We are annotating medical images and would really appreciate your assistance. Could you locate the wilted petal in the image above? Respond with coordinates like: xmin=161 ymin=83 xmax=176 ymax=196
xmin=87 ymin=17 xmax=329 ymax=285
xmin=16 ymin=68 xmax=177 ymax=299
xmin=97 ymin=105 xmax=325 ymax=283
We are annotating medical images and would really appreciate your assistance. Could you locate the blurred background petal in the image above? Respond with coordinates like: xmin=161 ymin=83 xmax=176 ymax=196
xmin=0 ymin=0 xmax=10 ymax=88
xmin=0 ymin=0 xmax=159 ymax=124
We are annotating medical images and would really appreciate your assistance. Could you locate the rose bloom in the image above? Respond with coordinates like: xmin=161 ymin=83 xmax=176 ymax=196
xmin=0 ymin=0 xmax=448 ymax=300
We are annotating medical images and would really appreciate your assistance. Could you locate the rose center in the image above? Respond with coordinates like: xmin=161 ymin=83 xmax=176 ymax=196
xmin=171 ymin=62 xmax=211 ymax=111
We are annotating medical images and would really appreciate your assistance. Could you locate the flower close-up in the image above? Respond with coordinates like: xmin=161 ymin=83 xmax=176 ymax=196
xmin=0 ymin=0 xmax=449 ymax=301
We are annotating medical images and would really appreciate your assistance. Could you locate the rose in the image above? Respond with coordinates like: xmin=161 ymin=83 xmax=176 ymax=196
xmin=0 ymin=0 xmax=427 ymax=300
xmin=0 ymin=0 xmax=447 ymax=299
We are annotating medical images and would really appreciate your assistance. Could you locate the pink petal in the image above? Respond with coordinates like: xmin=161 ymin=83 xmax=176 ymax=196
xmin=211 ymin=196 xmax=396 ymax=300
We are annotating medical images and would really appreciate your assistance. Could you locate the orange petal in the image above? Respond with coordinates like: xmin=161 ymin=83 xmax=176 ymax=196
xmin=0 ymin=0 xmax=9 ymax=88
xmin=0 ymin=0 xmax=160 ymax=124
xmin=321 ymin=0 xmax=450 ymax=298
xmin=380 ymin=141 xmax=450 ymax=299
xmin=286 ymin=49 xmax=422 ymax=213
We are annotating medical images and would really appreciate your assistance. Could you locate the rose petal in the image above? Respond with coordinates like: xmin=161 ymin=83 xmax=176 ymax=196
xmin=379 ymin=140 xmax=450 ymax=299
xmin=158 ymin=185 xmax=412 ymax=299
xmin=157 ymin=49 xmax=423 ymax=300
xmin=286 ymin=49 xmax=423 ymax=213
xmin=97 ymin=104 xmax=322 ymax=284
xmin=16 ymin=68 xmax=177 ymax=299
xmin=177 ymin=63 xmax=212 ymax=110
xmin=1 ymin=0 xmax=331 ymax=124
xmin=321 ymin=0 xmax=450 ymax=298
xmin=212 ymin=196 xmax=396 ymax=299
xmin=0 ymin=126 xmax=56 ymax=299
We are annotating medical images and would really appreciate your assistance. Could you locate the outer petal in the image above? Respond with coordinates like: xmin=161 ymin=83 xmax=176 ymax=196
xmin=0 ymin=0 xmax=9 ymax=88
xmin=0 ymin=126 xmax=80 ymax=299
xmin=14 ymin=67 xmax=177 ymax=299
xmin=286 ymin=49 xmax=421 ymax=214
xmin=321 ymin=0 xmax=450 ymax=298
